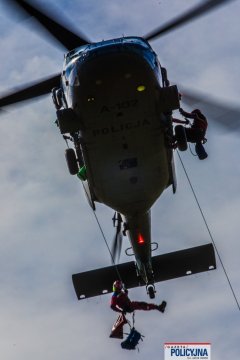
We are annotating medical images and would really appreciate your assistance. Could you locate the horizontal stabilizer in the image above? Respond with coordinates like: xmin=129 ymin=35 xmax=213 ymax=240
xmin=72 ymin=243 xmax=216 ymax=300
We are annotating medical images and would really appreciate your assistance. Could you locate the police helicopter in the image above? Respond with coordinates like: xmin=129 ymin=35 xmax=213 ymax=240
xmin=2 ymin=0 xmax=237 ymax=300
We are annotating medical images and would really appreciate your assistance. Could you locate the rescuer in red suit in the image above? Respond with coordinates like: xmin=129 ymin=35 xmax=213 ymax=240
xmin=110 ymin=280 xmax=167 ymax=314
xmin=173 ymin=108 xmax=208 ymax=160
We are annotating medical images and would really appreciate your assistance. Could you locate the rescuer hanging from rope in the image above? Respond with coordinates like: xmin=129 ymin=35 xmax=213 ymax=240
xmin=173 ymin=107 xmax=208 ymax=160
xmin=110 ymin=280 xmax=167 ymax=314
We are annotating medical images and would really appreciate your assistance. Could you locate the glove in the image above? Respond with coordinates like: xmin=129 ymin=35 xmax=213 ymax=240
xmin=185 ymin=119 xmax=190 ymax=125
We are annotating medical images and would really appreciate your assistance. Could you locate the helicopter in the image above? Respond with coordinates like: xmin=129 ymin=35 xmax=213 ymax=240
xmin=1 ymin=0 xmax=236 ymax=300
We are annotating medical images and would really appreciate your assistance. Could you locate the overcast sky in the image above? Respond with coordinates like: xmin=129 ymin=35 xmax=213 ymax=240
xmin=0 ymin=1 xmax=240 ymax=359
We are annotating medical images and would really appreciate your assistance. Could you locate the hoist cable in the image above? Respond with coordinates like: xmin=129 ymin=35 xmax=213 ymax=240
xmin=177 ymin=151 xmax=240 ymax=311
xmin=189 ymin=143 xmax=198 ymax=157
xmin=81 ymin=181 xmax=123 ymax=283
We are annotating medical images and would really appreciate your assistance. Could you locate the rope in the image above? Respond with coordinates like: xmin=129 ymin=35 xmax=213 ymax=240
xmin=189 ymin=143 xmax=198 ymax=157
xmin=132 ymin=311 xmax=135 ymax=328
xmin=81 ymin=181 xmax=123 ymax=283
xmin=177 ymin=151 xmax=240 ymax=311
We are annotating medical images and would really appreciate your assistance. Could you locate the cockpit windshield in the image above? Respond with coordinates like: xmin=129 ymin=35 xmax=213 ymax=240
xmin=64 ymin=37 xmax=151 ymax=65
xmin=63 ymin=36 xmax=161 ymax=87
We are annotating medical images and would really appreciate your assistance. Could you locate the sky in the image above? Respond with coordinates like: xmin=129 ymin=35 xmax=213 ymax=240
xmin=0 ymin=0 xmax=240 ymax=359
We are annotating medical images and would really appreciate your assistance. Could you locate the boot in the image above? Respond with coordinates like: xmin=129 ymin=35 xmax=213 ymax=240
xmin=158 ymin=301 xmax=167 ymax=313
xmin=195 ymin=142 xmax=208 ymax=160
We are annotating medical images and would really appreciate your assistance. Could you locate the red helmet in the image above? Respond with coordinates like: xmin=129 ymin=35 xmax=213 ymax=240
xmin=191 ymin=109 xmax=206 ymax=120
xmin=191 ymin=109 xmax=202 ymax=116
xmin=113 ymin=280 xmax=123 ymax=292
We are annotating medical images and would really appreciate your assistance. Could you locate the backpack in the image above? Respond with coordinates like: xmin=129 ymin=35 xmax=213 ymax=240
xmin=121 ymin=328 xmax=143 ymax=350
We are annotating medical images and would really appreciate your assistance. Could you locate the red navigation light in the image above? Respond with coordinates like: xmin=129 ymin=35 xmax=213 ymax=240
xmin=138 ymin=233 xmax=145 ymax=245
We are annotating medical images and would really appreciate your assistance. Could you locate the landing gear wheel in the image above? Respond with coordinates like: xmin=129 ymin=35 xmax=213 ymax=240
xmin=175 ymin=125 xmax=188 ymax=151
xmin=65 ymin=148 xmax=79 ymax=175
xmin=147 ymin=284 xmax=155 ymax=299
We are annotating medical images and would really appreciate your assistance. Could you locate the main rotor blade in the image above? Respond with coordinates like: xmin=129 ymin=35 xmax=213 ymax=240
xmin=144 ymin=0 xmax=234 ymax=42
xmin=181 ymin=89 xmax=240 ymax=132
xmin=7 ymin=0 xmax=90 ymax=50
xmin=0 ymin=73 xmax=60 ymax=110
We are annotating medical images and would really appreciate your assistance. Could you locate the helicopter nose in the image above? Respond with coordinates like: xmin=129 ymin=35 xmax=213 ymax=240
xmin=76 ymin=49 xmax=157 ymax=106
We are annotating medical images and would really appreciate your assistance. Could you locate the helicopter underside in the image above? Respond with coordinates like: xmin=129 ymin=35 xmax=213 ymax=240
xmin=63 ymin=47 xmax=178 ymax=289
xmin=71 ymin=49 xmax=172 ymax=216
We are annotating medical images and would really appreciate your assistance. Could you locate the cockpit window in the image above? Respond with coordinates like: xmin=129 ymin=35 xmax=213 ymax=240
xmin=65 ymin=45 xmax=89 ymax=65
xmin=69 ymin=66 xmax=80 ymax=87
xmin=64 ymin=37 xmax=151 ymax=65
xmin=63 ymin=36 xmax=160 ymax=83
